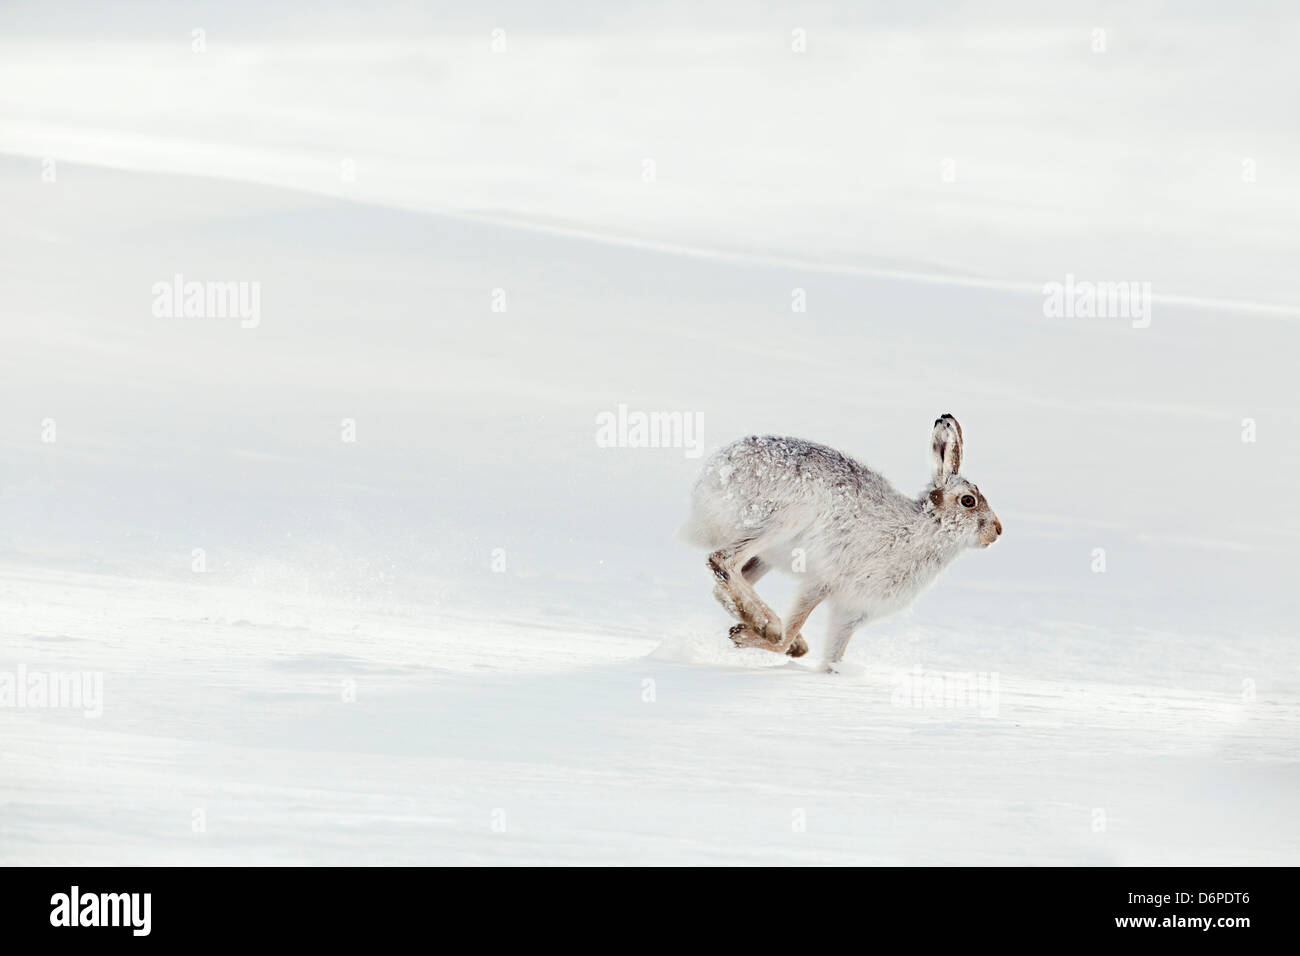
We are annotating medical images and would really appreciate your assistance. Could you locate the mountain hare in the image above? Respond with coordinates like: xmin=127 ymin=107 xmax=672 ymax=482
xmin=684 ymin=414 xmax=1001 ymax=669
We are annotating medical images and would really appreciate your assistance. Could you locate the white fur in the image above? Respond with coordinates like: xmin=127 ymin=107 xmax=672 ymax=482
xmin=684 ymin=415 xmax=1000 ymax=666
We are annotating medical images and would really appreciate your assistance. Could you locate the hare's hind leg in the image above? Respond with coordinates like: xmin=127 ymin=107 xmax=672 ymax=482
xmin=729 ymin=590 xmax=817 ymax=658
xmin=734 ymin=555 xmax=811 ymax=657
xmin=709 ymin=540 xmax=811 ymax=657
xmin=708 ymin=539 xmax=784 ymax=645
xmin=734 ymin=583 xmax=822 ymax=658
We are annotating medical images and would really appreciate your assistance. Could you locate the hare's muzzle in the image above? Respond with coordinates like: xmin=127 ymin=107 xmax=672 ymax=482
xmin=979 ymin=516 xmax=1003 ymax=547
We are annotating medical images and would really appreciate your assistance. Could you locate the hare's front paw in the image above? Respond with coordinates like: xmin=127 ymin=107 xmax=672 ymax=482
xmin=825 ymin=659 xmax=865 ymax=676
xmin=785 ymin=636 xmax=809 ymax=658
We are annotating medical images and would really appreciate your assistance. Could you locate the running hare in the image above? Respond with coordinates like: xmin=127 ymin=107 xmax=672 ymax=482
xmin=684 ymin=414 xmax=1001 ymax=669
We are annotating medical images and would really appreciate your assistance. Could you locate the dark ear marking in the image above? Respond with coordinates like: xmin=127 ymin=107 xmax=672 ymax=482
xmin=930 ymin=413 xmax=964 ymax=481
xmin=941 ymin=413 xmax=962 ymax=473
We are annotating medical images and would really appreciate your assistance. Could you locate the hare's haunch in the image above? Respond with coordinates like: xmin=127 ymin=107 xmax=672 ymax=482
xmin=684 ymin=414 xmax=1001 ymax=670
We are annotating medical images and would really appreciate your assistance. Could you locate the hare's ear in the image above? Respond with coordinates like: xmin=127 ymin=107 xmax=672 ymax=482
xmin=930 ymin=414 xmax=963 ymax=481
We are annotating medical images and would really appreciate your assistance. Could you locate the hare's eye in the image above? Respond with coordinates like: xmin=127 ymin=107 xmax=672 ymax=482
xmin=960 ymin=494 xmax=977 ymax=508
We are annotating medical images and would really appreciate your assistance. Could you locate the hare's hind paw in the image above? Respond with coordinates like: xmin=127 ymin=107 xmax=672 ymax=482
xmin=728 ymin=623 xmax=761 ymax=646
xmin=728 ymin=623 xmax=778 ymax=649
xmin=729 ymin=623 xmax=808 ymax=658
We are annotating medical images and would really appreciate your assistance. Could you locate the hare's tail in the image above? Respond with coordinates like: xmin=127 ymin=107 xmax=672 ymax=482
xmin=676 ymin=513 xmax=722 ymax=549
xmin=677 ymin=480 xmax=738 ymax=549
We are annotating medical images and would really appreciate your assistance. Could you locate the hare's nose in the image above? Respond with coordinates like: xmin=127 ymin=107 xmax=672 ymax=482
xmin=994 ymin=519 xmax=1003 ymax=536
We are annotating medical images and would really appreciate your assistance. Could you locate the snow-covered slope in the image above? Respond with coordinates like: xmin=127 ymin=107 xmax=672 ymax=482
xmin=1 ymin=156 xmax=1295 ymax=865
xmin=4 ymin=562 xmax=1297 ymax=866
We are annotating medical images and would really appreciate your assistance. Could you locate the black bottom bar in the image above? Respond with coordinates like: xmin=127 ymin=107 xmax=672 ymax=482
xmin=0 ymin=866 xmax=1289 ymax=943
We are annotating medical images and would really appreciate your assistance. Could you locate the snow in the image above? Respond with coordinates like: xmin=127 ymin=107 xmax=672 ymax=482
xmin=1 ymin=4 xmax=1298 ymax=864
